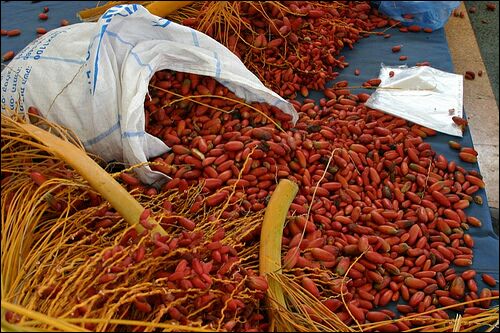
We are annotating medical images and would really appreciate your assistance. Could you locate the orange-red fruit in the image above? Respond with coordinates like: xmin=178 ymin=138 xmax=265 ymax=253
xmin=391 ymin=45 xmax=402 ymax=53
xmin=3 ymin=50 xmax=15 ymax=61
xmin=459 ymin=152 xmax=477 ymax=163
xmin=408 ymin=25 xmax=422 ymax=32
xmin=7 ymin=29 xmax=21 ymax=37
xmin=448 ymin=140 xmax=461 ymax=150
xmin=449 ymin=277 xmax=465 ymax=299
xmin=482 ymin=274 xmax=497 ymax=287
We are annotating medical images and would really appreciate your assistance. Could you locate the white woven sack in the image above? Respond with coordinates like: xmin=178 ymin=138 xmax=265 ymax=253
xmin=1 ymin=4 xmax=297 ymax=186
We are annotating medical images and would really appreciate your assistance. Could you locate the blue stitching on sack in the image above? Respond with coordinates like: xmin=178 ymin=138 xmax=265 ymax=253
xmin=191 ymin=30 xmax=199 ymax=47
xmin=91 ymin=5 xmax=140 ymax=94
xmin=124 ymin=5 xmax=134 ymax=15
xmin=153 ymin=18 xmax=171 ymax=28
xmin=213 ymin=52 xmax=221 ymax=79
xmin=84 ymin=120 xmax=120 ymax=146
xmin=105 ymin=31 xmax=153 ymax=75
xmin=122 ymin=131 xmax=145 ymax=138
xmin=24 ymin=56 xmax=84 ymax=65
xmin=92 ymin=25 xmax=108 ymax=95
xmin=114 ymin=12 xmax=132 ymax=17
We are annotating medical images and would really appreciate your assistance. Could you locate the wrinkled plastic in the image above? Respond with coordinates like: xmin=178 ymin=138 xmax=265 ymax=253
xmin=365 ymin=64 xmax=464 ymax=137
xmin=374 ymin=1 xmax=460 ymax=30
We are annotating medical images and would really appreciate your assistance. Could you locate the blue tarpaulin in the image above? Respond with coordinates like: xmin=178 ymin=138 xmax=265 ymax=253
xmin=322 ymin=27 xmax=499 ymax=283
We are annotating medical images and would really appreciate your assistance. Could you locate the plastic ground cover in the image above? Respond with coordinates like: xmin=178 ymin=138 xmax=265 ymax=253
xmin=2 ymin=0 xmax=498 ymax=314
xmin=315 ymin=26 xmax=500 ymax=285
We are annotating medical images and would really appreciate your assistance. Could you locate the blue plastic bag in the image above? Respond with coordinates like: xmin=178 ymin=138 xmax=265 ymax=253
xmin=374 ymin=1 xmax=460 ymax=30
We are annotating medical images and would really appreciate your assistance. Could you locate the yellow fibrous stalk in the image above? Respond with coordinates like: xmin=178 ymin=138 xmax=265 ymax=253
xmin=1 ymin=113 xmax=166 ymax=236
xmin=259 ymin=179 xmax=298 ymax=331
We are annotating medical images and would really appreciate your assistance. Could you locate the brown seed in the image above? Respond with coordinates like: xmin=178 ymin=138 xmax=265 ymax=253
xmin=358 ymin=289 xmax=375 ymax=302
xmin=366 ymin=311 xmax=391 ymax=322
xmin=392 ymin=45 xmax=402 ymax=53
xmin=365 ymin=251 xmax=386 ymax=264
xmin=453 ymin=258 xmax=472 ymax=267
xmin=7 ymin=29 xmax=21 ymax=37
xmin=404 ymin=277 xmax=427 ymax=289
xmin=469 ymin=6 xmax=477 ymax=13
xmin=416 ymin=61 xmax=431 ymax=66
xmin=98 ymin=273 xmax=116 ymax=284
xmin=461 ymin=270 xmax=476 ymax=280
xmin=302 ymin=277 xmax=320 ymax=299
xmin=465 ymin=71 xmax=476 ymax=80
xmin=479 ymin=288 xmax=492 ymax=308
xmin=248 ymin=275 xmax=269 ymax=291
xmin=463 ymin=234 xmax=474 ymax=248
xmin=423 ymin=284 xmax=439 ymax=295
xmin=2 ymin=50 xmax=15 ymax=62
xmin=134 ymin=299 xmax=152 ymax=313
xmin=397 ymin=304 xmax=413 ymax=314
xmin=439 ymin=296 xmax=462 ymax=310
xmin=223 ymin=141 xmax=244 ymax=151
xmin=399 ymin=55 xmax=408 ymax=61
xmin=452 ymin=115 xmax=468 ymax=126
xmin=408 ymin=25 xmax=422 ymax=32
xmin=283 ymin=246 xmax=299 ymax=269
xmin=61 ymin=19 xmax=70 ymax=26
xmin=449 ymin=277 xmax=465 ymax=299
xmin=465 ymin=174 xmax=485 ymax=187
xmin=378 ymin=289 xmax=394 ymax=307
xmin=482 ymin=273 xmax=497 ymax=287
xmin=311 ymin=248 xmax=336 ymax=261
xmin=459 ymin=152 xmax=477 ymax=163
xmin=486 ymin=3 xmax=496 ymax=11
xmin=409 ymin=291 xmax=425 ymax=307
xmin=347 ymin=303 xmax=365 ymax=322
xmin=336 ymin=257 xmax=350 ymax=275
xmin=448 ymin=140 xmax=461 ymax=150
xmin=366 ymin=78 xmax=382 ymax=86
xmin=467 ymin=216 xmax=482 ymax=227
xmin=39 ymin=13 xmax=48 ymax=20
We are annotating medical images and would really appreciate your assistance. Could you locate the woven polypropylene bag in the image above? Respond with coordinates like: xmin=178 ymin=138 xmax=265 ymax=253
xmin=1 ymin=4 xmax=297 ymax=186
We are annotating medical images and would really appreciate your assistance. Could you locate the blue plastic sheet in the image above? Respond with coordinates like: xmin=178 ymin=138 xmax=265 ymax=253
xmin=373 ymin=1 xmax=460 ymax=30
xmin=1 ymin=1 xmax=99 ymax=58
xmin=313 ymin=27 xmax=500 ymax=286
xmin=2 ymin=0 xmax=499 ymax=312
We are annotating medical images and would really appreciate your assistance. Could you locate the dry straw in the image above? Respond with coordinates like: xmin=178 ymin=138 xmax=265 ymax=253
xmin=1 ymin=110 xmax=499 ymax=332
xmin=1 ymin=111 xmax=264 ymax=331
